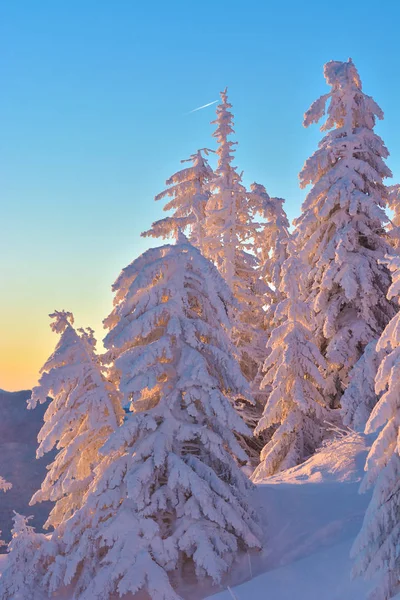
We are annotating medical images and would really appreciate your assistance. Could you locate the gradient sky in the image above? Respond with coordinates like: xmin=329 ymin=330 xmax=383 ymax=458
xmin=1 ymin=0 xmax=400 ymax=391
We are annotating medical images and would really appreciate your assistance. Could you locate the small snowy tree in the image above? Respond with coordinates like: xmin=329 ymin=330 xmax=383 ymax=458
xmin=44 ymin=237 xmax=261 ymax=600
xmin=294 ymin=59 xmax=395 ymax=407
xmin=142 ymin=148 xmax=214 ymax=253
xmin=341 ymin=339 xmax=383 ymax=431
xmin=0 ymin=513 xmax=49 ymax=600
xmin=352 ymin=254 xmax=400 ymax=600
xmin=28 ymin=311 xmax=123 ymax=529
xmin=205 ymin=90 xmax=268 ymax=425
xmin=252 ymin=252 xmax=329 ymax=480
xmin=0 ymin=478 xmax=11 ymax=492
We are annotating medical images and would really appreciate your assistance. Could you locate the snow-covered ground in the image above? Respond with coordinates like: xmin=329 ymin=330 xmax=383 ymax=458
xmin=0 ymin=423 xmax=385 ymax=599
xmin=208 ymin=432 xmax=379 ymax=600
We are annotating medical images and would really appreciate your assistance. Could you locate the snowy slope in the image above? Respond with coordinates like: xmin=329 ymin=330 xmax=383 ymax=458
xmin=0 ymin=389 xmax=53 ymax=546
xmin=209 ymin=432 xmax=378 ymax=600
xmin=210 ymin=539 xmax=373 ymax=600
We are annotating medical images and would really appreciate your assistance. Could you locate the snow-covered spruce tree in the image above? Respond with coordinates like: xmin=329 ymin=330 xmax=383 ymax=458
xmin=252 ymin=251 xmax=329 ymax=481
xmin=0 ymin=513 xmax=50 ymax=600
xmin=205 ymin=89 xmax=268 ymax=431
xmin=142 ymin=148 xmax=214 ymax=253
xmin=248 ymin=182 xmax=291 ymax=327
xmin=352 ymin=254 xmax=400 ymax=600
xmin=387 ymin=184 xmax=400 ymax=250
xmin=44 ymin=236 xmax=261 ymax=600
xmin=28 ymin=310 xmax=123 ymax=529
xmin=294 ymin=59 xmax=396 ymax=408
xmin=205 ymin=88 xmax=259 ymax=289
xmin=341 ymin=339 xmax=383 ymax=431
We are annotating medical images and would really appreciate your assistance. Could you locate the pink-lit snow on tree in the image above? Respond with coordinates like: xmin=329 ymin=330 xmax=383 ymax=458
xmin=352 ymin=254 xmax=400 ymax=600
xmin=28 ymin=310 xmax=123 ymax=529
xmin=142 ymin=148 xmax=214 ymax=254
xmin=206 ymin=90 xmax=268 ymax=433
xmin=41 ymin=237 xmax=261 ymax=600
xmin=294 ymin=59 xmax=395 ymax=408
xmin=253 ymin=251 xmax=329 ymax=479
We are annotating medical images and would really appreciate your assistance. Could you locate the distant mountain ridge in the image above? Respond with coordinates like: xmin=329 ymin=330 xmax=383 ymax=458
xmin=0 ymin=389 xmax=53 ymax=547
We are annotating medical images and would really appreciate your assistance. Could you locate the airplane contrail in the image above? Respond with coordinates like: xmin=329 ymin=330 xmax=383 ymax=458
xmin=187 ymin=100 xmax=218 ymax=114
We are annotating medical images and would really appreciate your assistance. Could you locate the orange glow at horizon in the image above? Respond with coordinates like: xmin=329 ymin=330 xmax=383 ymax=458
xmin=0 ymin=322 xmax=52 ymax=391
xmin=0 ymin=300 xmax=111 ymax=392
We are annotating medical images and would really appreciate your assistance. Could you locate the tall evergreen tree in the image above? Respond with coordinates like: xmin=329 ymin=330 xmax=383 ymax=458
xmin=352 ymin=254 xmax=400 ymax=600
xmin=41 ymin=237 xmax=261 ymax=600
xmin=142 ymin=148 xmax=214 ymax=253
xmin=294 ymin=59 xmax=395 ymax=407
xmin=206 ymin=88 xmax=258 ymax=288
xmin=252 ymin=252 xmax=329 ymax=480
xmin=28 ymin=311 xmax=123 ymax=529
xmin=205 ymin=90 xmax=268 ymax=421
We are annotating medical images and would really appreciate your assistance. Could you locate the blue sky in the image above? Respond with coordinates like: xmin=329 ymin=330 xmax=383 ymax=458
xmin=1 ymin=0 xmax=399 ymax=389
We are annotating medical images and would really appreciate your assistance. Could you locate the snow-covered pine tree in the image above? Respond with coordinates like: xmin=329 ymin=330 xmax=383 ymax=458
xmin=205 ymin=88 xmax=259 ymax=290
xmin=248 ymin=182 xmax=291 ymax=328
xmin=142 ymin=148 xmax=214 ymax=253
xmin=352 ymin=254 xmax=400 ymax=600
xmin=294 ymin=59 xmax=396 ymax=407
xmin=0 ymin=513 xmax=49 ymax=600
xmin=387 ymin=184 xmax=400 ymax=250
xmin=340 ymin=339 xmax=383 ymax=431
xmin=252 ymin=251 xmax=329 ymax=480
xmin=205 ymin=90 xmax=268 ymax=430
xmin=28 ymin=310 xmax=123 ymax=529
xmin=44 ymin=236 xmax=261 ymax=600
